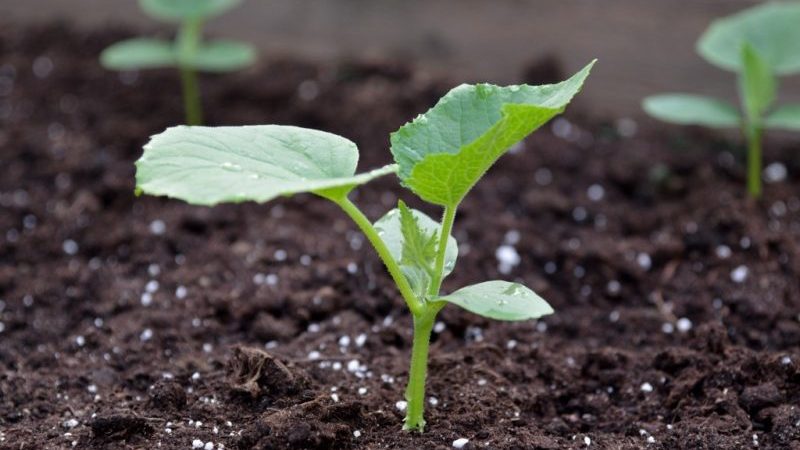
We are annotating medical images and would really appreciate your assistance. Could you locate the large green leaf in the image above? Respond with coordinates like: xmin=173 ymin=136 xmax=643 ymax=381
xmin=390 ymin=61 xmax=594 ymax=206
xmin=100 ymin=38 xmax=175 ymax=70
xmin=436 ymin=281 xmax=553 ymax=321
xmin=697 ymin=2 xmax=800 ymax=74
xmin=135 ymin=125 xmax=396 ymax=206
xmin=642 ymin=94 xmax=741 ymax=128
xmin=180 ymin=40 xmax=256 ymax=72
xmin=373 ymin=202 xmax=458 ymax=295
xmin=739 ymin=43 xmax=776 ymax=123
xmin=765 ymin=104 xmax=800 ymax=131
xmin=140 ymin=0 xmax=240 ymax=21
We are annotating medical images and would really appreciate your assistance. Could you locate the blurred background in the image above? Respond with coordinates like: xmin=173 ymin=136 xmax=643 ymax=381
xmin=4 ymin=0 xmax=800 ymax=117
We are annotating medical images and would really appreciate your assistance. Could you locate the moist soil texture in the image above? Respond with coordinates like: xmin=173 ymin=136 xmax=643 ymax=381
xmin=2 ymin=23 xmax=800 ymax=450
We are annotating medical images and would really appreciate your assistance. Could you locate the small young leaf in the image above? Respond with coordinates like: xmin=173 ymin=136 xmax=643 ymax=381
xmin=100 ymin=38 xmax=175 ymax=70
xmin=697 ymin=2 xmax=800 ymax=75
xmin=739 ymin=43 xmax=776 ymax=123
xmin=764 ymin=104 xmax=800 ymax=131
xmin=140 ymin=0 xmax=240 ymax=22
xmin=642 ymin=94 xmax=741 ymax=128
xmin=373 ymin=204 xmax=458 ymax=295
xmin=390 ymin=61 xmax=594 ymax=207
xmin=180 ymin=40 xmax=256 ymax=72
xmin=435 ymin=281 xmax=553 ymax=321
xmin=135 ymin=125 xmax=396 ymax=206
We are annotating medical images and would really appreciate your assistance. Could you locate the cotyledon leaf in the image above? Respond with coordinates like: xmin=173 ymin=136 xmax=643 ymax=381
xmin=765 ymin=104 xmax=800 ymax=131
xmin=697 ymin=2 xmax=800 ymax=75
xmin=739 ymin=43 xmax=776 ymax=123
xmin=139 ymin=0 xmax=240 ymax=22
xmin=100 ymin=38 xmax=176 ymax=70
xmin=390 ymin=61 xmax=594 ymax=206
xmin=373 ymin=204 xmax=458 ymax=295
xmin=642 ymin=94 xmax=742 ymax=128
xmin=135 ymin=125 xmax=396 ymax=206
xmin=435 ymin=281 xmax=553 ymax=321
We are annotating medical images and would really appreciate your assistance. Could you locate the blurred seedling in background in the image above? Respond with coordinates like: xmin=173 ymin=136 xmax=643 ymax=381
xmin=101 ymin=0 xmax=255 ymax=125
xmin=134 ymin=61 xmax=595 ymax=431
xmin=643 ymin=2 xmax=800 ymax=197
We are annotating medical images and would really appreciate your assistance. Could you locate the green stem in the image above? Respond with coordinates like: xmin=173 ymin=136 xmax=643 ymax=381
xmin=180 ymin=66 xmax=202 ymax=125
xmin=177 ymin=19 xmax=203 ymax=125
xmin=427 ymin=205 xmax=456 ymax=296
xmin=403 ymin=304 xmax=442 ymax=432
xmin=746 ymin=125 xmax=762 ymax=198
xmin=335 ymin=196 xmax=424 ymax=316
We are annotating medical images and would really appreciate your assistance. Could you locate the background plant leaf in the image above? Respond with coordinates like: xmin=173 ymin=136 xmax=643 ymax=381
xmin=765 ymin=104 xmax=800 ymax=131
xmin=697 ymin=2 xmax=800 ymax=75
xmin=139 ymin=0 xmax=240 ymax=22
xmin=180 ymin=40 xmax=256 ymax=72
xmin=436 ymin=281 xmax=553 ymax=321
xmin=739 ymin=43 xmax=776 ymax=123
xmin=100 ymin=38 xmax=175 ymax=70
xmin=390 ymin=61 xmax=594 ymax=207
xmin=373 ymin=203 xmax=458 ymax=295
xmin=642 ymin=94 xmax=741 ymax=128
xmin=136 ymin=125 xmax=395 ymax=206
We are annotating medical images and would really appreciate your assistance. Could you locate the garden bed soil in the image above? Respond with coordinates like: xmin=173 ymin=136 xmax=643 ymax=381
xmin=2 ymin=23 xmax=800 ymax=450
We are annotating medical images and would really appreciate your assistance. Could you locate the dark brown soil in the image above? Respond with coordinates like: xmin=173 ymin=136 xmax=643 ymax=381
xmin=2 ymin=23 xmax=800 ymax=450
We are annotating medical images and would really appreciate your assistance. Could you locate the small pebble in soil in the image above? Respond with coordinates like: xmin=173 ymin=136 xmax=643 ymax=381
xmin=339 ymin=335 xmax=351 ymax=348
xmin=330 ymin=393 xmax=339 ymax=402
xmin=504 ymin=229 xmax=520 ymax=245
xmin=606 ymin=280 xmax=621 ymax=296
xmin=149 ymin=219 xmax=166 ymax=235
xmin=428 ymin=396 xmax=439 ymax=406
xmin=75 ymin=335 xmax=85 ymax=347
xmin=496 ymin=245 xmax=520 ymax=274
xmin=353 ymin=430 xmax=362 ymax=438
xmin=764 ymin=162 xmax=788 ymax=183
xmin=506 ymin=339 xmax=517 ymax=350
xmin=33 ymin=56 xmax=54 ymax=78
xmin=715 ymin=245 xmax=732 ymax=259
xmin=140 ymin=292 xmax=153 ymax=307
xmin=636 ymin=252 xmax=652 ymax=271
xmin=395 ymin=400 xmax=407 ymax=411
xmin=781 ymin=356 xmax=792 ymax=365
xmin=662 ymin=323 xmax=674 ymax=334
xmin=274 ymin=249 xmax=287 ymax=261
xmin=452 ymin=437 xmax=469 ymax=448
xmin=140 ymin=328 xmax=153 ymax=342
xmin=740 ymin=237 xmax=751 ymax=249
xmin=62 ymin=239 xmax=78 ymax=255
xmin=355 ymin=333 xmax=367 ymax=347
xmin=587 ymin=184 xmax=605 ymax=201
xmin=145 ymin=280 xmax=159 ymax=293
xmin=0 ymin=322 xmax=5 ymax=333
xmin=616 ymin=117 xmax=638 ymax=137
xmin=465 ymin=326 xmax=484 ymax=342
xmin=358 ymin=387 xmax=368 ymax=395
xmin=347 ymin=359 xmax=360 ymax=372
xmin=608 ymin=310 xmax=620 ymax=322
xmin=308 ymin=323 xmax=320 ymax=333
xmin=176 ymin=286 xmax=188 ymax=299
xmin=433 ymin=322 xmax=446 ymax=333
xmin=731 ymin=265 xmax=749 ymax=283
xmin=647 ymin=436 xmax=656 ymax=444
xmin=381 ymin=374 xmax=395 ymax=384
xmin=640 ymin=382 xmax=654 ymax=393
xmin=62 ymin=418 xmax=79 ymax=429
xmin=308 ymin=351 xmax=321 ymax=360
xmin=584 ymin=436 xmax=591 ymax=446
xmin=676 ymin=317 xmax=692 ymax=333
xmin=572 ymin=206 xmax=588 ymax=222
xmin=347 ymin=262 xmax=358 ymax=274
xmin=544 ymin=261 xmax=557 ymax=274
xmin=192 ymin=440 xmax=204 ymax=449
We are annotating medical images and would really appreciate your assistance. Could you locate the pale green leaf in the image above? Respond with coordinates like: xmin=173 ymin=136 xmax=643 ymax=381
xmin=373 ymin=203 xmax=458 ymax=295
xmin=135 ymin=125 xmax=396 ymax=206
xmin=739 ymin=42 xmax=776 ymax=122
xmin=642 ymin=94 xmax=741 ymax=128
xmin=391 ymin=61 xmax=595 ymax=206
xmin=697 ymin=2 xmax=800 ymax=74
xmin=181 ymin=40 xmax=256 ymax=72
xmin=100 ymin=38 xmax=175 ymax=70
xmin=436 ymin=281 xmax=553 ymax=321
xmin=140 ymin=0 xmax=240 ymax=21
xmin=765 ymin=104 xmax=800 ymax=131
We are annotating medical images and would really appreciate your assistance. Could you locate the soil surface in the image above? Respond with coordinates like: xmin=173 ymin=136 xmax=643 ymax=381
xmin=2 ymin=24 xmax=800 ymax=450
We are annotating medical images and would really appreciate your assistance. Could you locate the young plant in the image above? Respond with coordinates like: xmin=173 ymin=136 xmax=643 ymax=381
xmin=642 ymin=2 xmax=800 ymax=197
xmin=134 ymin=61 xmax=595 ymax=431
xmin=100 ymin=0 xmax=256 ymax=125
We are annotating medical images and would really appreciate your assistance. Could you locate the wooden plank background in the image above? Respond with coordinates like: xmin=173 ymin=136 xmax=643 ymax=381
xmin=3 ymin=0 xmax=799 ymax=116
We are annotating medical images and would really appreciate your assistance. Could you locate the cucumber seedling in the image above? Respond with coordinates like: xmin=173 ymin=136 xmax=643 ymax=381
xmin=643 ymin=2 xmax=800 ymax=197
xmin=135 ymin=61 xmax=595 ymax=431
xmin=100 ymin=0 xmax=256 ymax=125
